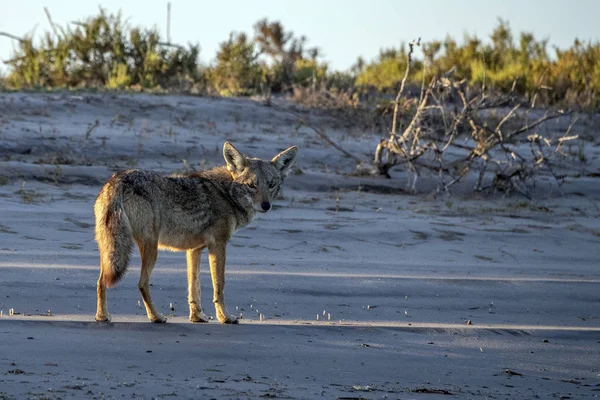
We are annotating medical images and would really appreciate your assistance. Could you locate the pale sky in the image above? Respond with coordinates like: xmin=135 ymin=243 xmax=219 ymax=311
xmin=1 ymin=0 xmax=599 ymax=73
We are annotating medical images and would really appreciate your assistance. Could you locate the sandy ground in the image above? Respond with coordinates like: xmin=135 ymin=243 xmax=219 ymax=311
xmin=0 ymin=92 xmax=599 ymax=399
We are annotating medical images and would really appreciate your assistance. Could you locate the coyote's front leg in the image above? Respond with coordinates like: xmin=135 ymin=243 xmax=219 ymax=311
xmin=208 ymin=242 xmax=238 ymax=324
xmin=187 ymin=248 xmax=209 ymax=323
xmin=138 ymin=241 xmax=166 ymax=323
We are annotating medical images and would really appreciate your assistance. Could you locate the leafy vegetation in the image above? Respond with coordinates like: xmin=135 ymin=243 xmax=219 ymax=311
xmin=1 ymin=11 xmax=599 ymax=108
xmin=206 ymin=32 xmax=261 ymax=96
xmin=3 ymin=9 xmax=200 ymax=90
xmin=355 ymin=19 xmax=599 ymax=108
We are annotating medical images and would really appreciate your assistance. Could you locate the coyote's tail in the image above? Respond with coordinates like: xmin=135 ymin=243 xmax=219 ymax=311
xmin=94 ymin=187 xmax=133 ymax=288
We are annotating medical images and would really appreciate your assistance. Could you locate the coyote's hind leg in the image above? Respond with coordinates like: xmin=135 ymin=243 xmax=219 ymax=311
xmin=95 ymin=270 xmax=111 ymax=322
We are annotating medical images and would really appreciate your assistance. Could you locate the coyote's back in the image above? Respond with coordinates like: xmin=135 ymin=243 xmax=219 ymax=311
xmin=94 ymin=142 xmax=298 ymax=324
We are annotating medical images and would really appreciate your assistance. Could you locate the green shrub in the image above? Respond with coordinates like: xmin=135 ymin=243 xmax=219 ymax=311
xmin=3 ymin=12 xmax=599 ymax=107
xmin=107 ymin=63 xmax=131 ymax=89
xmin=207 ymin=33 xmax=261 ymax=96
xmin=353 ymin=19 xmax=599 ymax=106
xmin=293 ymin=59 xmax=327 ymax=87
xmin=4 ymin=9 xmax=199 ymax=90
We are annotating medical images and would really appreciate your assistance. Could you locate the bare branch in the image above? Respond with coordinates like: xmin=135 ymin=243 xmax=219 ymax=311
xmin=391 ymin=40 xmax=419 ymax=136
xmin=494 ymin=103 xmax=521 ymax=138
xmin=555 ymin=115 xmax=579 ymax=155
xmin=270 ymin=102 xmax=363 ymax=164
xmin=502 ymin=111 xmax=568 ymax=142
xmin=441 ymin=85 xmax=470 ymax=153
xmin=399 ymin=77 xmax=436 ymax=142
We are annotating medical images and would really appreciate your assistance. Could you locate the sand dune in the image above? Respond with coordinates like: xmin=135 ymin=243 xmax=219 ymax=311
xmin=1 ymin=92 xmax=599 ymax=399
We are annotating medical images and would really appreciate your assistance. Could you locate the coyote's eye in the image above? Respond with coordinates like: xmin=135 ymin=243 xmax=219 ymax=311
xmin=247 ymin=182 xmax=257 ymax=189
xmin=268 ymin=182 xmax=276 ymax=189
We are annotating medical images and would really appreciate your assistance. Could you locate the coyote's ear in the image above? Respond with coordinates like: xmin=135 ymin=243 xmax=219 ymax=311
xmin=272 ymin=146 xmax=298 ymax=177
xmin=223 ymin=142 xmax=248 ymax=174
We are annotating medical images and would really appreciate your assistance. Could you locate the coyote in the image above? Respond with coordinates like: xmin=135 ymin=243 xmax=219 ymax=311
xmin=94 ymin=142 xmax=298 ymax=324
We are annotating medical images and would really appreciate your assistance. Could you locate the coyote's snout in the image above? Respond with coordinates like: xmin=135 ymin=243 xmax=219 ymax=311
xmin=94 ymin=142 xmax=298 ymax=324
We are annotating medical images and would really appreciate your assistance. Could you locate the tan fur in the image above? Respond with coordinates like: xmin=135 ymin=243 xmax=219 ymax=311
xmin=94 ymin=142 xmax=298 ymax=324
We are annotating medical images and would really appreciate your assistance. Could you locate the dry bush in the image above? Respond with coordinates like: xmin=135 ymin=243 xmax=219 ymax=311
xmin=367 ymin=42 xmax=582 ymax=198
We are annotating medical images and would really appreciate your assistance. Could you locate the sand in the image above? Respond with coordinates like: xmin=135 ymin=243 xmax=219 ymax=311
xmin=0 ymin=92 xmax=599 ymax=399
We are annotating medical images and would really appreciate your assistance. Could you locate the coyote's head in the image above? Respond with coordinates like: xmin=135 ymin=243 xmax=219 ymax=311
xmin=223 ymin=142 xmax=298 ymax=214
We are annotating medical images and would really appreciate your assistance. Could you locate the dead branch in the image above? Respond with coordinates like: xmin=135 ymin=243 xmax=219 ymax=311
xmin=270 ymin=102 xmax=364 ymax=164
xmin=555 ymin=115 xmax=579 ymax=155
xmin=399 ymin=77 xmax=436 ymax=143
xmin=441 ymin=84 xmax=471 ymax=152
xmin=301 ymin=121 xmax=362 ymax=163
xmin=374 ymin=77 xmax=436 ymax=177
xmin=494 ymin=104 xmax=521 ymax=139
xmin=391 ymin=39 xmax=419 ymax=136
xmin=495 ymin=111 xmax=568 ymax=145
xmin=375 ymin=66 xmax=576 ymax=197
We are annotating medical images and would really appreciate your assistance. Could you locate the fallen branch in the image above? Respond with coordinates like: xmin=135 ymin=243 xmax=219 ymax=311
xmin=270 ymin=102 xmax=364 ymax=164
xmin=502 ymin=111 xmax=568 ymax=143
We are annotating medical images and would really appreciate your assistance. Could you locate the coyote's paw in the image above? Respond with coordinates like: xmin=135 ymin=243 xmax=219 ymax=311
xmin=149 ymin=314 xmax=167 ymax=323
xmin=218 ymin=314 xmax=239 ymax=324
xmin=95 ymin=313 xmax=111 ymax=322
xmin=190 ymin=311 xmax=210 ymax=323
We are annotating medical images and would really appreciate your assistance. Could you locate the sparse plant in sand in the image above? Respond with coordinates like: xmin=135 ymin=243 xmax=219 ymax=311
xmin=50 ymin=163 xmax=63 ymax=185
xmin=17 ymin=181 xmax=45 ymax=204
